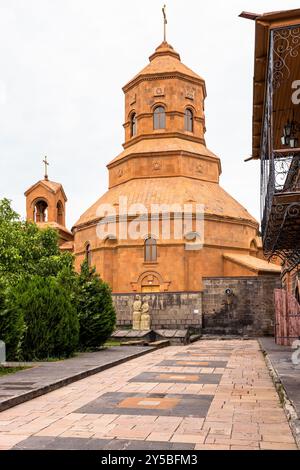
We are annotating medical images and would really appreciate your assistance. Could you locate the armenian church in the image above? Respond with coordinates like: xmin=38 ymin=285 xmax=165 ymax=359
xmin=24 ymin=28 xmax=281 ymax=335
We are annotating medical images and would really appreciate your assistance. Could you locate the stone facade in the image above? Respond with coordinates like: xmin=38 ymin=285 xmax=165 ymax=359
xmin=113 ymin=292 xmax=202 ymax=330
xmin=202 ymin=277 xmax=281 ymax=336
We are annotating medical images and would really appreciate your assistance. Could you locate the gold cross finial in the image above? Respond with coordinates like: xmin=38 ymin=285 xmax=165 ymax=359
xmin=43 ymin=156 xmax=49 ymax=180
xmin=162 ymin=4 xmax=167 ymax=42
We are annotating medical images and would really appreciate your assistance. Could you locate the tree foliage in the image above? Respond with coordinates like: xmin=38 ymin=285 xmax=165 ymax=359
xmin=77 ymin=261 xmax=116 ymax=350
xmin=0 ymin=278 xmax=25 ymax=361
xmin=0 ymin=198 xmax=73 ymax=280
xmin=0 ymin=199 xmax=116 ymax=360
xmin=9 ymin=276 xmax=79 ymax=360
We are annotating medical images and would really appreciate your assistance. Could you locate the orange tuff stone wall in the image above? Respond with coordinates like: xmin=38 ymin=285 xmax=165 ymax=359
xmin=73 ymin=216 xmax=260 ymax=293
xmin=124 ymin=77 xmax=206 ymax=144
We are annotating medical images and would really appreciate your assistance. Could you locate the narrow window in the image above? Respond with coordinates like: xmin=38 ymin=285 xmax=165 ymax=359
xmin=144 ymin=237 xmax=157 ymax=262
xmin=153 ymin=106 xmax=166 ymax=129
xmin=57 ymin=201 xmax=63 ymax=225
xmin=86 ymin=243 xmax=92 ymax=267
xmin=130 ymin=112 xmax=137 ymax=137
xmin=185 ymin=108 xmax=193 ymax=132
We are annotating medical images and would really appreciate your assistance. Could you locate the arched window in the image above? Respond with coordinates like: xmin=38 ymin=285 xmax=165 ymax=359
xmin=57 ymin=201 xmax=63 ymax=225
xmin=144 ymin=237 xmax=157 ymax=262
xmin=86 ymin=243 xmax=92 ymax=267
xmin=130 ymin=112 xmax=137 ymax=137
xmin=153 ymin=106 xmax=166 ymax=129
xmin=250 ymin=239 xmax=257 ymax=256
xmin=34 ymin=200 xmax=48 ymax=223
xmin=185 ymin=108 xmax=194 ymax=132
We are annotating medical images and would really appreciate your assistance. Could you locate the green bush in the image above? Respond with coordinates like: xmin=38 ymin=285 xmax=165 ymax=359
xmin=9 ymin=275 xmax=79 ymax=360
xmin=0 ymin=278 xmax=25 ymax=360
xmin=0 ymin=199 xmax=117 ymax=359
xmin=0 ymin=198 xmax=74 ymax=281
xmin=77 ymin=261 xmax=116 ymax=350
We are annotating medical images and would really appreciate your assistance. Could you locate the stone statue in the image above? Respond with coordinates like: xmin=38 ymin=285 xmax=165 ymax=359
xmin=132 ymin=295 xmax=142 ymax=330
xmin=140 ymin=296 xmax=151 ymax=330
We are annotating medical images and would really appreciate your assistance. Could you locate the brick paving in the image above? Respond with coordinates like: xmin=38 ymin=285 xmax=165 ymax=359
xmin=0 ymin=340 xmax=297 ymax=450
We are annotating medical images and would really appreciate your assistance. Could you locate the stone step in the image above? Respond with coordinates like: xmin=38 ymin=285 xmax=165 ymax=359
xmin=190 ymin=334 xmax=202 ymax=343
xmin=120 ymin=340 xmax=148 ymax=346
xmin=150 ymin=340 xmax=170 ymax=348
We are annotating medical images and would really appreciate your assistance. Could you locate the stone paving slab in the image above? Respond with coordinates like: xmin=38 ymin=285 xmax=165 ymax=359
xmin=129 ymin=371 xmax=222 ymax=384
xmin=158 ymin=360 xmax=228 ymax=368
xmin=14 ymin=436 xmax=195 ymax=450
xmin=76 ymin=392 xmax=213 ymax=417
xmin=0 ymin=346 xmax=154 ymax=412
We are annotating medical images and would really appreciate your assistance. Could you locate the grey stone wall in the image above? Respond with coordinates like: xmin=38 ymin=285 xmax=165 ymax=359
xmin=202 ymin=276 xmax=281 ymax=336
xmin=112 ymin=292 xmax=202 ymax=330
xmin=113 ymin=276 xmax=281 ymax=336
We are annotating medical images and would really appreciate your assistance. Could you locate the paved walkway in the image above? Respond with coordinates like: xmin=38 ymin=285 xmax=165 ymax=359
xmin=259 ymin=337 xmax=300 ymax=445
xmin=259 ymin=338 xmax=300 ymax=418
xmin=0 ymin=346 xmax=153 ymax=412
xmin=0 ymin=340 xmax=297 ymax=450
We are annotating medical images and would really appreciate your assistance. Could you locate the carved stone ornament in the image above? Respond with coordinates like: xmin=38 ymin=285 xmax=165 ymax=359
xmin=130 ymin=93 xmax=136 ymax=105
xmin=186 ymin=89 xmax=195 ymax=100
xmin=154 ymin=87 xmax=165 ymax=97
xmin=196 ymin=162 xmax=204 ymax=174
xmin=153 ymin=160 xmax=162 ymax=171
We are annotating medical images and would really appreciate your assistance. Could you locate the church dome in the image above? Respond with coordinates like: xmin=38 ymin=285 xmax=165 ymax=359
xmin=123 ymin=42 xmax=205 ymax=92
xmin=74 ymin=177 xmax=257 ymax=229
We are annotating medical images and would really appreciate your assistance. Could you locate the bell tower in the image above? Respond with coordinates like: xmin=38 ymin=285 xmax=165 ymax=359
xmin=123 ymin=41 xmax=207 ymax=146
xmin=24 ymin=158 xmax=73 ymax=249
xmin=107 ymin=39 xmax=221 ymax=189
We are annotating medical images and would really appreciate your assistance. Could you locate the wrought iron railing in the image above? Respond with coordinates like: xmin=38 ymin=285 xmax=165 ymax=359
xmin=260 ymin=25 xmax=300 ymax=269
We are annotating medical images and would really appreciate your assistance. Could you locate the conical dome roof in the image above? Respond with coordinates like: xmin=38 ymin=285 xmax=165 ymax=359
xmin=123 ymin=42 xmax=205 ymax=91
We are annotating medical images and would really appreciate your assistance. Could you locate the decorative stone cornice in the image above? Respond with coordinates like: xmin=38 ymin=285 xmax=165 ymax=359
xmin=72 ymin=211 xmax=258 ymax=233
xmin=107 ymin=149 xmax=220 ymax=170
xmin=123 ymin=72 xmax=206 ymax=95
xmin=122 ymin=132 xmax=205 ymax=150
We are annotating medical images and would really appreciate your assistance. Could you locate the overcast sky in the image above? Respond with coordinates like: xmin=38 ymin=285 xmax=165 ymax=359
xmin=1 ymin=0 xmax=300 ymax=227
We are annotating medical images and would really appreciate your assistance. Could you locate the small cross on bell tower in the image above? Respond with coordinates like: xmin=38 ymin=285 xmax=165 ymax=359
xmin=43 ymin=156 xmax=49 ymax=181
xmin=162 ymin=4 xmax=167 ymax=42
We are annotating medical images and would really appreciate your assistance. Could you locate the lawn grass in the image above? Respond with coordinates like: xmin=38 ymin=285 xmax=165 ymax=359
xmin=0 ymin=366 xmax=31 ymax=377
xmin=103 ymin=340 xmax=122 ymax=347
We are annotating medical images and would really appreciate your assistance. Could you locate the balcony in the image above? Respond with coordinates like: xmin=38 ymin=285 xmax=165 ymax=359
xmin=262 ymin=150 xmax=300 ymax=262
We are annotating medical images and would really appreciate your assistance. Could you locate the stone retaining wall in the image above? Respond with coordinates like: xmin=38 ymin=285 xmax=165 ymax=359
xmin=113 ymin=276 xmax=280 ymax=336
xmin=202 ymin=276 xmax=281 ymax=336
xmin=112 ymin=292 xmax=202 ymax=330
